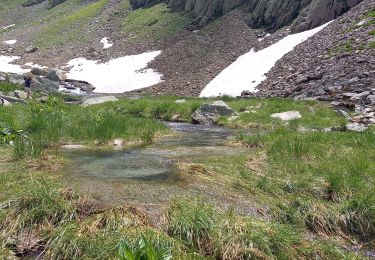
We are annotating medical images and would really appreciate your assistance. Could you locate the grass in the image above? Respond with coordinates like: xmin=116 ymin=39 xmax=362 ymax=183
xmin=1 ymin=97 xmax=168 ymax=158
xmin=0 ymin=96 xmax=349 ymax=158
xmin=34 ymin=0 xmax=109 ymax=48
xmin=0 ymin=96 xmax=373 ymax=258
xmin=0 ymin=82 xmax=22 ymax=94
xmin=122 ymin=3 xmax=190 ymax=43
xmin=232 ymin=129 xmax=375 ymax=241
xmin=219 ymin=97 xmax=347 ymax=129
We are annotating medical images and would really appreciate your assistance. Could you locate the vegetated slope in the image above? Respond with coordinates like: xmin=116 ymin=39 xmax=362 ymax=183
xmin=255 ymin=0 xmax=375 ymax=104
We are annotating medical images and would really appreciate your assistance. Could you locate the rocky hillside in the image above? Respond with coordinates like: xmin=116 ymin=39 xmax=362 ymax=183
xmin=0 ymin=0 xmax=373 ymax=97
xmin=254 ymin=0 xmax=375 ymax=124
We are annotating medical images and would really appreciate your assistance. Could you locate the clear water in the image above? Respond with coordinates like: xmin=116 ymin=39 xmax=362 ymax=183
xmin=63 ymin=122 xmax=242 ymax=181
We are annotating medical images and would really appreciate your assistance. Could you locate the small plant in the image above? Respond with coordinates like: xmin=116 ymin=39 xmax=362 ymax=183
xmin=117 ymin=235 xmax=172 ymax=260
xmin=167 ymin=198 xmax=216 ymax=253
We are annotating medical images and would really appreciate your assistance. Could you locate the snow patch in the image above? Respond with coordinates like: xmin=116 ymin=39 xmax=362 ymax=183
xmin=100 ymin=37 xmax=113 ymax=49
xmin=3 ymin=40 xmax=17 ymax=45
xmin=0 ymin=56 xmax=30 ymax=74
xmin=66 ymin=51 xmax=162 ymax=93
xmin=200 ymin=22 xmax=331 ymax=97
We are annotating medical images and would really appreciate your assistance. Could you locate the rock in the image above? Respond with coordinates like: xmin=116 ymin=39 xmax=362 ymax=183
xmin=350 ymin=91 xmax=370 ymax=101
xmin=81 ymin=96 xmax=119 ymax=107
xmin=171 ymin=114 xmax=181 ymax=122
xmin=0 ymin=98 xmax=11 ymax=106
xmin=228 ymin=115 xmax=239 ymax=122
xmin=0 ymin=75 xmax=5 ymax=81
xmin=0 ymin=94 xmax=27 ymax=104
xmin=113 ymin=138 xmax=124 ymax=148
xmin=25 ymin=45 xmax=38 ymax=53
xmin=14 ymin=90 xmax=28 ymax=99
xmin=61 ymin=144 xmax=87 ymax=150
xmin=31 ymin=67 xmax=48 ymax=76
xmin=175 ymin=99 xmax=186 ymax=104
xmin=192 ymin=100 xmax=237 ymax=125
xmin=346 ymin=122 xmax=368 ymax=132
xmin=45 ymin=70 xmax=63 ymax=82
xmin=366 ymin=95 xmax=375 ymax=105
xmin=337 ymin=109 xmax=352 ymax=120
xmin=271 ymin=111 xmax=302 ymax=121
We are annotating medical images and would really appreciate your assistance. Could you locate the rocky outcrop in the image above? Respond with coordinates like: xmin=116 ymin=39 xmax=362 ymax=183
xmin=291 ymin=0 xmax=364 ymax=32
xmin=192 ymin=100 xmax=237 ymax=125
xmin=254 ymin=0 xmax=375 ymax=126
xmin=130 ymin=0 xmax=363 ymax=31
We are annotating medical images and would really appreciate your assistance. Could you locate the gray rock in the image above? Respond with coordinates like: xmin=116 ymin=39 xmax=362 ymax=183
xmin=81 ymin=96 xmax=119 ymax=107
xmin=346 ymin=122 xmax=368 ymax=132
xmin=0 ymin=76 xmax=5 ymax=81
xmin=14 ymin=90 xmax=28 ymax=99
xmin=337 ymin=109 xmax=352 ymax=120
xmin=45 ymin=70 xmax=63 ymax=82
xmin=271 ymin=111 xmax=302 ymax=121
xmin=0 ymin=94 xmax=27 ymax=104
xmin=350 ymin=91 xmax=370 ymax=101
xmin=0 ymin=98 xmax=11 ymax=106
xmin=25 ymin=45 xmax=38 ymax=53
xmin=192 ymin=100 xmax=237 ymax=125
xmin=31 ymin=67 xmax=48 ymax=76
xmin=366 ymin=95 xmax=375 ymax=105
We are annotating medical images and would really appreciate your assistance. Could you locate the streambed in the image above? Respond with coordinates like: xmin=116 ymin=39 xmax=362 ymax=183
xmin=61 ymin=123 xmax=262 ymax=217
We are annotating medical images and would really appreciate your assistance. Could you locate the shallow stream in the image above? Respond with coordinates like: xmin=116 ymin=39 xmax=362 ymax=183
xmin=61 ymin=123 xmax=260 ymax=217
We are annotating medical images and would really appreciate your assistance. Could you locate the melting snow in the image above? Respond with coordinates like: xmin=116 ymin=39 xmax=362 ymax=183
xmin=100 ymin=37 xmax=113 ymax=49
xmin=66 ymin=51 xmax=162 ymax=93
xmin=3 ymin=40 xmax=17 ymax=45
xmin=0 ymin=56 xmax=30 ymax=74
xmin=200 ymin=22 xmax=331 ymax=97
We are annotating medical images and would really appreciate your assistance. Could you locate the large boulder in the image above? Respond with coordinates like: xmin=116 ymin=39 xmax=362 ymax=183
xmin=31 ymin=67 xmax=48 ymax=76
xmin=45 ymin=70 xmax=64 ymax=82
xmin=25 ymin=45 xmax=38 ymax=53
xmin=192 ymin=100 xmax=237 ymax=125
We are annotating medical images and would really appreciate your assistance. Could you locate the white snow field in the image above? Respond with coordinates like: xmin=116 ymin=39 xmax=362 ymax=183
xmin=200 ymin=22 xmax=331 ymax=97
xmin=66 ymin=51 xmax=162 ymax=93
xmin=100 ymin=37 xmax=113 ymax=49
xmin=0 ymin=56 xmax=29 ymax=74
xmin=3 ymin=39 xmax=17 ymax=45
